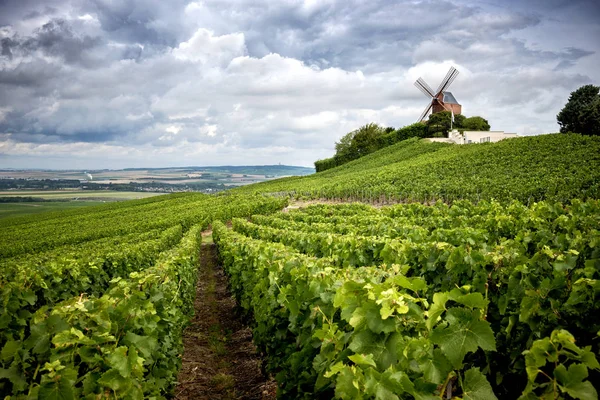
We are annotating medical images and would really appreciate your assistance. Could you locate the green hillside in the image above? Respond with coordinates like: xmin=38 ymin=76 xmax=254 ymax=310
xmin=1 ymin=133 xmax=600 ymax=399
xmin=237 ymin=134 xmax=600 ymax=203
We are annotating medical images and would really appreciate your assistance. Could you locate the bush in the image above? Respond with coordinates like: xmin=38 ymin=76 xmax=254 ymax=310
xmin=557 ymin=84 xmax=600 ymax=136
xmin=314 ymin=157 xmax=337 ymax=172
xmin=462 ymin=116 xmax=491 ymax=131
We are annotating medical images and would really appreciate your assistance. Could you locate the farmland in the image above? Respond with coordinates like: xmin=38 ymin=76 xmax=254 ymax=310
xmin=216 ymin=200 xmax=600 ymax=398
xmin=0 ymin=134 xmax=599 ymax=399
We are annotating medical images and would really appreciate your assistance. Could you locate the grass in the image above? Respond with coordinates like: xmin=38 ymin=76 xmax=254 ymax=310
xmin=0 ymin=202 xmax=105 ymax=219
xmin=0 ymin=190 xmax=164 ymax=200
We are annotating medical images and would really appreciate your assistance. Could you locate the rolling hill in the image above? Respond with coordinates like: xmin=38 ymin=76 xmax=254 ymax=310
xmin=237 ymin=134 xmax=600 ymax=203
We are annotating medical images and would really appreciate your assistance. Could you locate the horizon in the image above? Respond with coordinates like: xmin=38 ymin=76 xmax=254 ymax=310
xmin=1 ymin=0 xmax=599 ymax=169
xmin=0 ymin=164 xmax=316 ymax=172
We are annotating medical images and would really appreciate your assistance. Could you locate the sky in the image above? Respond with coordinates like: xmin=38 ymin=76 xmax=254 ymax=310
xmin=0 ymin=0 xmax=598 ymax=169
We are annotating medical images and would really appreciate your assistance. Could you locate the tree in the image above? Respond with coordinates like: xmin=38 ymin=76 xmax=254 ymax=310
xmin=557 ymin=84 xmax=600 ymax=136
xmin=348 ymin=123 xmax=386 ymax=157
xmin=453 ymin=114 xmax=466 ymax=129
xmin=334 ymin=123 xmax=386 ymax=162
xmin=427 ymin=111 xmax=452 ymax=136
xmin=462 ymin=116 xmax=490 ymax=131
xmin=334 ymin=130 xmax=356 ymax=159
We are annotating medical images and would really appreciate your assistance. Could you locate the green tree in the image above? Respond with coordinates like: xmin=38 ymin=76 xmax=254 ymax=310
xmin=557 ymin=84 xmax=600 ymax=136
xmin=427 ymin=111 xmax=452 ymax=136
xmin=462 ymin=116 xmax=490 ymax=131
xmin=453 ymin=114 xmax=466 ymax=128
xmin=335 ymin=130 xmax=356 ymax=159
xmin=349 ymin=123 xmax=386 ymax=157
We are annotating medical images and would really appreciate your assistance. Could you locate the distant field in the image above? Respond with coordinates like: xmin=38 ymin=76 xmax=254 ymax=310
xmin=0 ymin=190 xmax=164 ymax=200
xmin=0 ymin=201 xmax=106 ymax=219
xmin=0 ymin=191 xmax=164 ymax=219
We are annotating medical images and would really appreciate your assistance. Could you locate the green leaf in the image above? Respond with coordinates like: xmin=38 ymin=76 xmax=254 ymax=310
xmin=364 ymin=302 xmax=396 ymax=333
xmin=0 ymin=366 xmax=27 ymax=391
xmin=427 ymin=292 xmax=448 ymax=331
xmin=107 ymin=347 xmax=131 ymax=378
xmin=461 ymin=368 xmax=498 ymax=400
xmin=365 ymin=369 xmax=399 ymax=400
xmin=123 ymin=332 xmax=157 ymax=360
xmin=97 ymin=368 xmax=131 ymax=392
xmin=335 ymin=366 xmax=361 ymax=399
xmin=421 ymin=348 xmax=452 ymax=384
xmin=348 ymin=353 xmax=377 ymax=368
xmin=349 ymin=330 xmax=386 ymax=357
xmin=555 ymin=364 xmax=598 ymax=400
xmin=324 ymin=361 xmax=345 ymax=378
xmin=454 ymin=293 xmax=487 ymax=309
xmin=349 ymin=307 xmax=367 ymax=329
xmin=431 ymin=308 xmax=496 ymax=369
xmin=38 ymin=377 xmax=76 ymax=400
xmin=1 ymin=340 xmax=21 ymax=362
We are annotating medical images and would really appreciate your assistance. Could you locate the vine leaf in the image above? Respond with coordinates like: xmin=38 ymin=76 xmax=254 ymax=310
xmin=554 ymin=364 xmax=598 ymax=400
xmin=430 ymin=308 xmax=496 ymax=369
xmin=461 ymin=368 xmax=497 ymax=400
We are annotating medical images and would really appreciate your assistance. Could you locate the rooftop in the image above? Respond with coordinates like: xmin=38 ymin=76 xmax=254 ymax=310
xmin=442 ymin=91 xmax=459 ymax=104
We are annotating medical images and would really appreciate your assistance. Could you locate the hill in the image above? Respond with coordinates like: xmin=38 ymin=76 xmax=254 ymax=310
xmin=236 ymin=134 xmax=600 ymax=203
xmin=1 ymin=133 xmax=599 ymax=399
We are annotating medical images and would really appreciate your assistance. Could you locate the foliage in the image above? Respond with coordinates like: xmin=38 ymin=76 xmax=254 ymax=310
xmin=427 ymin=110 xmax=453 ymax=135
xmin=244 ymin=134 xmax=600 ymax=203
xmin=214 ymin=199 xmax=600 ymax=398
xmin=315 ymin=157 xmax=337 ymax=172
xmin=333 ymin=123 xmax=387 ymax=163
xmin=462 ymin=116 xmax=490 ymax=131
xmin=0 ymin=193 xmax=287 ymax=259
xmin=315 ymin=110 xmax=492 ymax=173
xmin=0 ymin=193 xmax=288 ymax=398
xmin=427 ymin=112 xmax=489 ymax=135
xmin=521 ymin=330 xmax=600 ymax=399
xmin=557 ymin=84 xmax=600 ymax=136
xmin=315 ymin=123 xmax=428 ymax=172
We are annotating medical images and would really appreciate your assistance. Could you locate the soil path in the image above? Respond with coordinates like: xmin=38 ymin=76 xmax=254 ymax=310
xmin=175 ymin=240 xmax=276 ymax=399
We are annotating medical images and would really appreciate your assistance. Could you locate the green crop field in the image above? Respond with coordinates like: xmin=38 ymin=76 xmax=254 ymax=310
xmin=0 ymin=201 xmax=106 ymax=219
xmin=0 ymin=133 xmax=599 ymax=399
xmin=237 ymin=133 xmax=600 ymax=203
xmin=0 ymin=191 xmax=164 ymax=219
xmin=0 ymin=190 xmax=163 ymax=200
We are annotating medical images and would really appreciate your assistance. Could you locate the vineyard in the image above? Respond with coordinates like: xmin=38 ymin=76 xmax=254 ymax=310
xmin=0 ymin=193 xmax=287 ymax=398
xmin=237 ymin=134 xmax=600 ymax=203
xmin=214 ymin=200 xmax=600 ymax=399
xmin=1 ymin=134 xmax=599 ymax=399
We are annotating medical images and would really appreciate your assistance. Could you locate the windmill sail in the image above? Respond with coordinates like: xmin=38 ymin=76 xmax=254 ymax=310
xmin=414 ymin=66 xmax=461 ymax=122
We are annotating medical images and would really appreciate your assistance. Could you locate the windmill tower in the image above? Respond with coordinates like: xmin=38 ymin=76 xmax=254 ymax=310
xmin=414 ymin=66 xmax=461 ymax=122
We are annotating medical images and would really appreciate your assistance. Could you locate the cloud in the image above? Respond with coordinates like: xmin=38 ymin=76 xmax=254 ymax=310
xmin=0 ymin=0 xmax=599 ymax=168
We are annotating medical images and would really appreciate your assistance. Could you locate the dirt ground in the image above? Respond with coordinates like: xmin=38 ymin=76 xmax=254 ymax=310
xmin=175 ymin=242 xmax=277 ymax=400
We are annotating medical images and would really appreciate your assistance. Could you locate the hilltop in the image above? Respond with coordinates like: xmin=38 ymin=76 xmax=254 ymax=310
xmin=237 ymin=134 xmax=600 ymax=203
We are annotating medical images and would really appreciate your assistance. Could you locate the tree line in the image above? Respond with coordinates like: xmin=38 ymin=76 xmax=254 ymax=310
xmin=315 ymin=112 xmax=490 ymax=172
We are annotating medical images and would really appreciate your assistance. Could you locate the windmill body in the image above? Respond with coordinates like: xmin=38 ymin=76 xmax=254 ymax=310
xmin=414 ymin=67 xmax=461 ymax=122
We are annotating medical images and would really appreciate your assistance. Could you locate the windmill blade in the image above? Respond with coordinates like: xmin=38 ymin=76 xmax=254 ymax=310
xmin=435 ymin=67 xmax=455 ymax=94
xmin=414 ymin=78 xmax=435 ymax=97
xmin=436 ymin=67 xmax=459 ymax=94
xmin=418 ymin=103 xmax=433 ymax=122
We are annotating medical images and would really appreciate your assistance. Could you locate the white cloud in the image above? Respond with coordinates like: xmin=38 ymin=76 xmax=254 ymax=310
xmin=173 ymin=28 xmax=246 ymax=65
xmin=0 ymin=0 xmax=598 ymax=169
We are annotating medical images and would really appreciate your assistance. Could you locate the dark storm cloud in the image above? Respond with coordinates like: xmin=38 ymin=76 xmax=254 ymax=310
xmin=83 ymin=0 xmax=194 ymax=46
xmin=553 ymin=47 xmax=595 ymax=70
xmin=0 ymin=0 xmax=66 ymax=26
xmin=23 ymin=19 xmax=101 ymax=65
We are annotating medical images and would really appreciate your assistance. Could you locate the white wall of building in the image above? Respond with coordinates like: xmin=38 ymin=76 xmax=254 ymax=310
xmin=427 ymin=130 xmax=518 ymax=145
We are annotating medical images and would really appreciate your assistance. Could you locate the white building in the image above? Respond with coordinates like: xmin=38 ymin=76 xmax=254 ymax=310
xmin=428 ymin=130 xmax=518 ymax=145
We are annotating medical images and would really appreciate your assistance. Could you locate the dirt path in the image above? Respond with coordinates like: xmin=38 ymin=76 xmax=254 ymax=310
xmin=175 ymin=240 xmax=276 ymax=399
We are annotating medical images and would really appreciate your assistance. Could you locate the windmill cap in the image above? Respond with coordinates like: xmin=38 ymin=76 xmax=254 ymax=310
xmin=442 ymin=91 xmax=459 ymax=104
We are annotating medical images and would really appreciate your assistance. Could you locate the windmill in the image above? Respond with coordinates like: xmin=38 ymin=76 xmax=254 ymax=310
xmin=414 ymin=66 xmax=462 ymax=123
